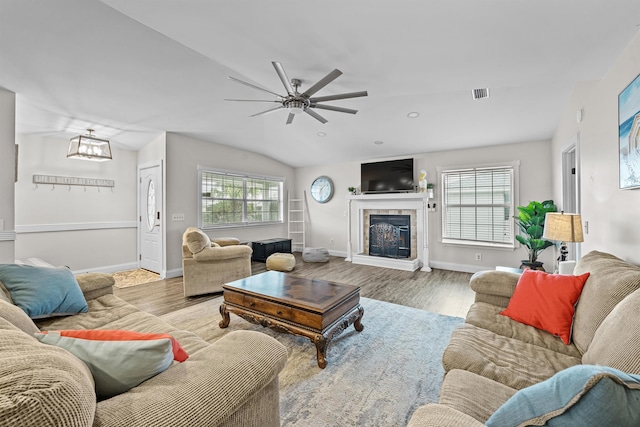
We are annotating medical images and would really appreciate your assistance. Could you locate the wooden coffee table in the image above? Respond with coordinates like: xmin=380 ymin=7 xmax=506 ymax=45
xmin=219 ymin=271 xmax=364 ymax=368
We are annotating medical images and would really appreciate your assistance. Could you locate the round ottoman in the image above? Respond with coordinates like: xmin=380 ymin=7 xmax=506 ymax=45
xmin=302 ymin=247 xmax=330 ymax=263
xmin=266 ymin=253 xmax=296 ymax=272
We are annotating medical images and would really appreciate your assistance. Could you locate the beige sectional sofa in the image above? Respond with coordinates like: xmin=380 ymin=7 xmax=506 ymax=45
xmin=0 ymin=272 xmax=287 ymax=427
xmin=408 ymin=250 xmax=640 ymax=426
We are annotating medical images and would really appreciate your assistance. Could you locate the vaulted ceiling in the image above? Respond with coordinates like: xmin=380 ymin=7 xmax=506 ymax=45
xmin=1 ymin=1 xmax=639 ymax=167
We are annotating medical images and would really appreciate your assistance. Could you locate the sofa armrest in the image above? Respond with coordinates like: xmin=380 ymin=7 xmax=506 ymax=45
xmin=469 ymin=270 xmax=520 ymax=308
xmin=193 ymin=244 xmax=252 ymax=262
xmin=408 ymin=404 xmax=486 ymax=427
xmin=75 ymin=273 xmax=114 ymax=300
xmin=94 ymin=330 xmax=287 ymax=427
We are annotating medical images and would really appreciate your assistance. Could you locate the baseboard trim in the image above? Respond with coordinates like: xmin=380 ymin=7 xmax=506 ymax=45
xmin=16 ymin=221 xmax=137 ymax=234
xmin=0 ymin=231 xmax=16 ymax=242
xmin=165 ymin=268 xmax=183 ymax=279
xmin=429 ymin=260 xmax=487 ymax=274
xmin=71 ymin=261 xmax=138 ymax=276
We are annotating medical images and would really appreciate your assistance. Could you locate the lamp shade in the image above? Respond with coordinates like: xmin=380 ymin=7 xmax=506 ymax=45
xmin=543 ymin=212 xmax=584 ymax=243
xmin=67 ymin=130 xmax=112 ymax=162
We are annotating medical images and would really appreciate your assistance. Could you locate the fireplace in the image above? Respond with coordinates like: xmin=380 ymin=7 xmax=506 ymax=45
xmin=346 ymin=192 xmax=431 ymax=272
xmin=369 ymin=215 xmax=411 ymax=259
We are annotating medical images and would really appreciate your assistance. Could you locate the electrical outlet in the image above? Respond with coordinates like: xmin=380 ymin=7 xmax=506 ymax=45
xmin=330 ymin=238 xmax=335 ymax=245
xmin=475 ymin=253 xmax=482 ymax=261
xmin=172 ymin=213 xmax=185 ymax=221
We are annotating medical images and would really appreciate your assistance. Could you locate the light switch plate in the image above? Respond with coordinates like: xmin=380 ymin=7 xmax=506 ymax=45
xmin=172 ymin=214 xmax=185 ymax=221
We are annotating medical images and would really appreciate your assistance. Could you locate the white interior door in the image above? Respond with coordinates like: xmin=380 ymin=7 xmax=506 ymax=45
xmin=138 ymin=163 xmax=163 ymax=275
xmin=562 ymin=139 xmax=581 ymax=261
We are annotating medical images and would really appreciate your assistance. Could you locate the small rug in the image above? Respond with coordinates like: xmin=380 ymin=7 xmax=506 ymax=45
xmin=112 ymin=268 xmax=160 ymax=289
xmin=160 ymin=296 xmax=463 ymax=426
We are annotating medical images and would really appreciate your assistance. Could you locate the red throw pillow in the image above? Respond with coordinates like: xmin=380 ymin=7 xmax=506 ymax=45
xmin=500 ymin=270 xmax=590 ymax=344
xmin=40 ymin=329 xmax=189 ymax=362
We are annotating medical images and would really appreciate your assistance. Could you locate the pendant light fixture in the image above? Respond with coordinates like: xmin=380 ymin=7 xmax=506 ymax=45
xmin=67 ymin=129 xmax=112 ymax=161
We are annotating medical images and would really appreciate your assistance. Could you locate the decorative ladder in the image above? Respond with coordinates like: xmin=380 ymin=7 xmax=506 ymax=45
xmin=288 ymin=191 xmax=305 ymax=252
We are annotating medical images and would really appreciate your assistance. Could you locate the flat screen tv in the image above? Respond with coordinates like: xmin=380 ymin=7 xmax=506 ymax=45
xmin=361 ymin=158 xmax=415 ymax=193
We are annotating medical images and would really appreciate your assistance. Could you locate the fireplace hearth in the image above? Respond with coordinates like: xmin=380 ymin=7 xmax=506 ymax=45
xmin=369 ymin=215 xmax=411 ymax=259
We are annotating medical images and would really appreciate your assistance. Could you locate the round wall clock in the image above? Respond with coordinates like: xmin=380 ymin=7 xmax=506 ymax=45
xmin=310 ymin=176 xmax=334 ymax=203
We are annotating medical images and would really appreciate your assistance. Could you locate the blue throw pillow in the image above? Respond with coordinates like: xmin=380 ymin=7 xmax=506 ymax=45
xmin=0 ymin=264 xmax=88 ymax=319
xmin=486 ymin=365 xmax=640 ymax=427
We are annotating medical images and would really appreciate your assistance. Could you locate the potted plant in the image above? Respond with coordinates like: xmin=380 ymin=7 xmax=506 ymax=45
xmin=514 ymin=200 xmax=557 ymax=270
xmin=348 ymin=186 xmax=356 ymax=195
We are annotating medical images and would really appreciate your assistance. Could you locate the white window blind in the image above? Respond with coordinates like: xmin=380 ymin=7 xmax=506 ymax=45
xmin=199 ymin=168 xmax=283 ymax=228
xmin=441 ymin=166 xmax=515 ymax=247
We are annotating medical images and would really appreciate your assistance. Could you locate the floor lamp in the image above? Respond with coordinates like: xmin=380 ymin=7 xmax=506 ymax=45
xmin=543 ymin=212 xmax=584 ymax=274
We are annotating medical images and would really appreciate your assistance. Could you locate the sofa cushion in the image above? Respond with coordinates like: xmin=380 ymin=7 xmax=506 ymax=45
xmin=583 ymin=289 xmax=640 ymax=374
xmin=0 ymin=318 xmax=96 ymax=427
xmin=439 ymin=369 xmax=517 ymax=423
xmin=0 ymin=299 xmax=39 ymax=335
xmin=0 ymin=264 xmax=88 ymax=319
xmin=466 ymin=303 xmax=582 ymax=358
xmin=572 ymin=250 xmax=640 ymax=354
xmin=486 ymin=365 xmax=640 ymax=427
xmin=183 ymin=227 xmax=211 ymax=255
xmin=442 ymin=323 xmax=581 ymax=390
xmin=35 ymin=329 xmax=184 ymax=400
xmin=500 ymin=270 xmax=590 ymax=345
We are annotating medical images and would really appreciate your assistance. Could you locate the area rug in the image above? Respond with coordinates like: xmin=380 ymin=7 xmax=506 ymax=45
xmin=159 ymin=296 xmax=463 ymax=427
xmin=112 ymin=268 xmax=160 ymax=288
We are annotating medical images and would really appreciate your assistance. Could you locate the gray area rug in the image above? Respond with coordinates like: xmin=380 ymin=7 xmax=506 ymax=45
xmin=160 ymin=296 xmax=463 ymax=427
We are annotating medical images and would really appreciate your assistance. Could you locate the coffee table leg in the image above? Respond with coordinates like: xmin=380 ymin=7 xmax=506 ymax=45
xmin=313 ymin=335 xmax=328 ymax=369
xmin=354 ymin=305 xmax=365 ymax=332
xmin=219 ymin=303 xmax=230 ymax=328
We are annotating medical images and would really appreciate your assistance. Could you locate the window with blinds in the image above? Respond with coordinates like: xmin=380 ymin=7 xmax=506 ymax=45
xmin=198 ymin=168 xmax=283 ymax=228
xmin=441 ymin=166 xmax=515 ymax=247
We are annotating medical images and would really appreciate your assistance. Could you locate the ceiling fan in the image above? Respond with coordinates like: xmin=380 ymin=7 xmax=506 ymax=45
xmin=225 ymin=61 xmax=368 ymax=125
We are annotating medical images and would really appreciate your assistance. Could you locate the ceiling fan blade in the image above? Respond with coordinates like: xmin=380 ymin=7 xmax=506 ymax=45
xmin=272 ymin=61 xmax=295 ymax=95
xmin=310 ymin=91 xmax=368 ymax=103
xmin=224 ymin=99 xmax=282 ymax=103
xmin=311 ymin=104 xmax=358 ymax=114
xmin=302 ymin=69 xmax=343 ymax=98
xmin=304 ymin=109 xmax=328 ymax=124
xmin=250 ymin=106 xmax=285 ymax=117
xmin=228 ymin=76 xmax=284 ymax=99
xmin=286 ymin=113 xmax=295 ymax=125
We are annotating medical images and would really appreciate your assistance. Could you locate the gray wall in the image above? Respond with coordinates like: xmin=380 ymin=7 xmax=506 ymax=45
xmin=164 ymin=132 xmax=296 ymax=275
xmin=14 ymin=134 xmax=138 ymax=272
xmin=551 ymin=30 xmax=640 ymax=265
xmin=0 ymin=89 xmax=16 ymax=262
xmin=296 ymin=139 xmax=554 ymax=273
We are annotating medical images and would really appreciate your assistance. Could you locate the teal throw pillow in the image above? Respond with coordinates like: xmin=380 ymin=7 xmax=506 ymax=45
xmin=34 ymin=330 xmax=179 ymax=400
xmin=0 ymin=264 xmax=88 ymax=319
xmin=486 ymin=365 xmax=640 ymax=427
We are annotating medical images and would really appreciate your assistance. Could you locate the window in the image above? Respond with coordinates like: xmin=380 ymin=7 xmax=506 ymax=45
xmin=441 ymin=164 xmax=517 ymax=248
xmin=198 ymin=168 xmax=283 ymax=228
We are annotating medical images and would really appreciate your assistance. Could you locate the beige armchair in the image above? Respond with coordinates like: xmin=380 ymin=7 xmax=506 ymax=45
xmin=182 ymin=227 xmax=252 ymax=297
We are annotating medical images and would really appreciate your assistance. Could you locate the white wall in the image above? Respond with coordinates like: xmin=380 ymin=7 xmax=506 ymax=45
xmin=551 ymin=30 xmax=640 ymax=265
xmin=164 ymin=132 xmax=295 ymax=275
xmin=0 ymin=89 xmax=16 ymax=262
xmin=14 ymin=134 xmax=138 ymax=272
xmin=296 ymin=139 xmax=555 ymax=273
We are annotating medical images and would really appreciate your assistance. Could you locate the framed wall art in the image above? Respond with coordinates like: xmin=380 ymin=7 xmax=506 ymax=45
xmin=618 ymin=72 xmax=640 ymax=190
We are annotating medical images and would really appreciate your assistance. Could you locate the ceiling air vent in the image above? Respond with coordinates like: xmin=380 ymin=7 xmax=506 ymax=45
xmin=471 ymin=88 xmax=490 ymax=100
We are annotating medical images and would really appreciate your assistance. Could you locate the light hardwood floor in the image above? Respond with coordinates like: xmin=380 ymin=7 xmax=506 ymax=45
xmin=114 ymin=254 xmax=476 ymax=318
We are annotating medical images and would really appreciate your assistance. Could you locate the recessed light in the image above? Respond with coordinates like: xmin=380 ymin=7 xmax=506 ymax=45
xmin=374 ymin=140 xmax=384 ymax=145
xmin=407 ymin=112 xmax=420 ymax=118
xmin=317 ymin=132 xmax=326 ymax=137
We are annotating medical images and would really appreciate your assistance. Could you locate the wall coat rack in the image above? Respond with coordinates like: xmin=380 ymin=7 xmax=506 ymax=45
xmin=33 ymin=174 xmax=115 ymax=190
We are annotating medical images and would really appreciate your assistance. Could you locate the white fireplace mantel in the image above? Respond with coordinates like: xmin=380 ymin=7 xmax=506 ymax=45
xmin=346 ymin=193 xmax=431 ymax=272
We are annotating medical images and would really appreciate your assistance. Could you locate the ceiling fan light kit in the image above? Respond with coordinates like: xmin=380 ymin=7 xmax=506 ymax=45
xmin=226 ymin=61 xmax=368 ymax=125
